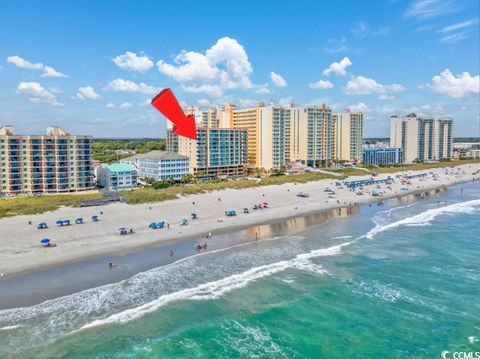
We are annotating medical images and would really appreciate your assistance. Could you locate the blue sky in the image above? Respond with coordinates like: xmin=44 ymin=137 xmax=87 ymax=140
xmin=0 ymin=0 xmax=479 ymax=138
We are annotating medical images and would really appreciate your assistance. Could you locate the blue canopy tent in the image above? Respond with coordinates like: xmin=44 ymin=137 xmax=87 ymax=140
xmin=75 ymin=218 xmax=84 ymax=224
xmin=191 ymin=213 xmax=197 ymax=220
xmin=56 ymin=220 xmax=64 ymax=226
xmin=63 ymin=220 xmax=71 ymax=226
xmin=157 ymin=221 xmax=165 ymax=228
xmin=91 ymin=215 xmax=99 ymax=222
xmin=40 ymin=238 xmax=50 ymax=246
xmin=149 ymin=222 xmax=157 ymax=229
xmin=243 ymin=208 xmax=249 ymax=214
xmin=37 ymin=222 xmax=48 ymax=229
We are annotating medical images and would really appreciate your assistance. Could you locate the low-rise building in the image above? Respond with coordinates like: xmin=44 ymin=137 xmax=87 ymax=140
xmin=122 ymin=151 xmax=190 ymax=181
xmin=363 ymin=147 xmax=404 ymax=166
xmin=97 ymin=163 xmax=137 ymax=190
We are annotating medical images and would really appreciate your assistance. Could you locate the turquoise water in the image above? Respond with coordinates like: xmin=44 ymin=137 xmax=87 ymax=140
xmin=1 ymin=184 xmax=479 ymax=358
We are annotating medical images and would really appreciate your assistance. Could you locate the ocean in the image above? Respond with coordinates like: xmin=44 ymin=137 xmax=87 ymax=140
xmin=0 ymin=182 xmax=479 ymax=358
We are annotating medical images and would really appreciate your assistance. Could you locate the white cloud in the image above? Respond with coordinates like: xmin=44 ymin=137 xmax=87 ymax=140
xmin=16 ymin=82 xmax=61 ymax=105
xmin=112 ymin=51 xmax=154 ymax=72
xmin=139 ymin=99 xmax=151 ymax=107
xmin=238 ymin=99 xmax=258 ymax=108
xmin=106 ymin=103 xmax=115 ymax=109
xmin=120 ymin=102 xmax=133 ymax=109
xmin=256 ymin=85 xmax=271 ymax=94
xmin=7 ymin=55 xmax=67 ymax=78
xmin=430 ymin=69 xmax=480 ymax=98
xmin=75 ymin=86 xmax=101 ymax=100
xmin=351 ymin=23 xmax=390 ymax=38
xmin=183 ymin=84 xmax=222 ymax=98
xmin=344 ymin=75 xmax=405 ymax=95
xmin=378 ymin=94 xmax=395 ymax=101
xmin=324 ymin=37 xmax=349 ymax=53
xmin=440 ymin=32 xmax=468 ymax=43
xmin=348 ymin=102 xmax=370 ymax=112
xmin=270 ymin=72 xmax=287 ymax=87
xmin=404 ymin=0 xmax=460 ymax=20
xmin=106 ymin=78 xmax=158 ymax=94
xmin=278 ymin=96 xmax=293 ymax=105
xmin=157 ymin=37 xmax=253 ymax=97
xmin=309 ymin=80 xmax=334 ymax=89
xmin=197 ymin=98 xmax=211 ymax=107
xmin=437 ymin=18 xmax=479 ymax=33
xmin=323 ymin=57 xmax=352 ymax=76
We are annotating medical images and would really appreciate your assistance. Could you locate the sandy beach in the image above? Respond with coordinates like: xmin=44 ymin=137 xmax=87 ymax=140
xmin=1 ymin=163 xmax=479 ymax=278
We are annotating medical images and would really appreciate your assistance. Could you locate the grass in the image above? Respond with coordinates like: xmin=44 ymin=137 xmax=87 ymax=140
xmin=0 ymin=192 xmax=102 ymax=218
xmin=3 ymin=159 xmax=479 ymax=212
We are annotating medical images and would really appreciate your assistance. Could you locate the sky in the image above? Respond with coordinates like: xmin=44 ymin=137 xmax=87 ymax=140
xmin=0 ymin=0 xmax=479 ymax=138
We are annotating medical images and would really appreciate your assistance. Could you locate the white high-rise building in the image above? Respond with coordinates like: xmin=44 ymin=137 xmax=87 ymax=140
xmin=390 ymin=113 xmax=453 ymax=163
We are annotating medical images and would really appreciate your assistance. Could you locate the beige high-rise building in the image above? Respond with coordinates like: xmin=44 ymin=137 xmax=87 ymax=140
xmin=219 ymin=104 xmax=236 ymax=128
xmin=390 ymin=113 xmax=452 ymax=164
xmin=233 ymin=104 xmax=335 ymax=171
xmin=0 ymin=126 xmax=94 ymax=195
xmin=333 ymin=110 xmax=363 ymax=162
xmin=231 ymin=102 xmax=263 ymax=168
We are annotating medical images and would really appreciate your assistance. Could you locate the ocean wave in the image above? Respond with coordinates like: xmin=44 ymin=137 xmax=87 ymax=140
xmin=331 ymin=235 xmax=352 ymax=240
xmin=79 ymin=242 xmax=349 ymax=331
xmin=365 ymin=199 xmax=480 ymax=239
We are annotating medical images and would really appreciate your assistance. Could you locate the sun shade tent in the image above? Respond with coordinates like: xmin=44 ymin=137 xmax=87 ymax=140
xmin=91 ymin=215 xmax=99 ymax=222
xmin=40 ymin=238 xmax=50 ymax=246
xmin=56 ymin=220 xmax=64 ymax=226
xmin=75 ymin=218 xmax=84 ymax=224
xmin=63 ymin=220 xmax=71 ymax=226
xmin=37 ymin=222 xmax=48 ymax=229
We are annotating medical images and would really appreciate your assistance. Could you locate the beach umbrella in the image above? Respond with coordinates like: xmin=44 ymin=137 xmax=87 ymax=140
xmin=40 ymin=238 xmax=50 ymax=244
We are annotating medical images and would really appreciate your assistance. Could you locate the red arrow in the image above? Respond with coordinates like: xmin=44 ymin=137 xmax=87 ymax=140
xmin=151 ymin=88 xmax=197 ymax=140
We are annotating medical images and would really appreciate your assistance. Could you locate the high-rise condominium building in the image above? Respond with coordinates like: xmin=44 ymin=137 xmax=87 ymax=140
xmin=218 ymin=104 xmax=236 ymax=128
xmin=232 ymin=102 xmax=264 ymax=169
xmin=390 ymin=113 xmax=453 ymax=163
xmin=0 ymin=126 xmax=94 ymax=195
xmin=166 ymin=127 xmax=248 ymax=179
xmin=333 ymin=110 xmax=363 ymax=162
xmin=255 ymin=104 xmax=336 ymax=170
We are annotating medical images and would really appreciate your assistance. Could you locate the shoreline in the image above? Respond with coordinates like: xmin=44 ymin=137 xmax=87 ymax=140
xmin=0 ymin=163 xmax=479 ymax=281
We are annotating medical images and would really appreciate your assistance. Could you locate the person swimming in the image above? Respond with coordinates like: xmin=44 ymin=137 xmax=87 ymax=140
xmin=169 ymin=250 xmax=174 ymax=257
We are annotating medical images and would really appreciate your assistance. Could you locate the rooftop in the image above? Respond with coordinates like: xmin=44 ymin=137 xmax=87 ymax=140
xmin=123 ymin=150 xmax=189 ymax=161
xmin=104 ymin=163 xmax=136 ymax=172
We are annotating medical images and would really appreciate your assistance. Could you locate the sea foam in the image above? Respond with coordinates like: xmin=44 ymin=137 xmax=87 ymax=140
xmin=365 ymin=199 xmax=480 ymax=239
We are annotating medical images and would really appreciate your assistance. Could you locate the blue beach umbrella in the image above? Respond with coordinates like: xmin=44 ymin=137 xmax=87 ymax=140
xmin=40 ymin=238 xmax=50 ymax=244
